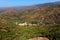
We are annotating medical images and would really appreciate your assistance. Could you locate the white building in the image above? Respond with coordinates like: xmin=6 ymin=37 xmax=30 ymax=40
xmin=18 ymin=22 xmax=28 ymax=26
xmin=15 ymin=22 xmax=37 ymax=26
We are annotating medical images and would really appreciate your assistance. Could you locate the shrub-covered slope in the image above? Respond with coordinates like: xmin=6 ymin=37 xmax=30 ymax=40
xmin=0 ymin=3 xmax=60 ymax=40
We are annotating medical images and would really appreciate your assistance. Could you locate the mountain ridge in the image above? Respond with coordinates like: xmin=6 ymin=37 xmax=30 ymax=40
xmin=0 ymin=1 xmax=60 ymax=10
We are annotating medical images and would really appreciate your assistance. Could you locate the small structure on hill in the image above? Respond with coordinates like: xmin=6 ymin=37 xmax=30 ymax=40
xmin=18 ymin=22 xmax=28 ymax=26
xmin=15 ymin=22 xmax=37 ymax=26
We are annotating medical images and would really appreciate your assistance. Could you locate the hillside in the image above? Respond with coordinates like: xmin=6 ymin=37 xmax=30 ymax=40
xmin=0 ymin=5 xmax=60 ymax=24
xmin=0 ymin=1 xmax=60 ymax=40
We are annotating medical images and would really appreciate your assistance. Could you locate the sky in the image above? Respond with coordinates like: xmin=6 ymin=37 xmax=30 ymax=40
xmin=0 ymin=0 xmax=60 ymax=7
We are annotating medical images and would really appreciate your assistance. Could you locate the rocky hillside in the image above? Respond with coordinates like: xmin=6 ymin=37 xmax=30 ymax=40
xmin=0 ymin=5 xmax=60 ymax=24
xmin=0 ymin=1 xmax=60 ymax=40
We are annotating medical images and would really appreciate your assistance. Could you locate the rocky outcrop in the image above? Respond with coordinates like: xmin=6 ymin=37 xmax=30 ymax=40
xmin=29 ymin=37 xmax=49 ymax=40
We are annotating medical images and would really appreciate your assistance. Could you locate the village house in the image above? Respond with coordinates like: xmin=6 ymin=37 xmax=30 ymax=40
xmin=18 ymin=22 xmax=28 ymax=26
xmin=15 ymin=22 xmax=37 ymax=26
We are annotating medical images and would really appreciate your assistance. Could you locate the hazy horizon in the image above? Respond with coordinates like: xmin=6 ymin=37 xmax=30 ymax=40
xmin=0 ymin=0 xmax=60 ymax=7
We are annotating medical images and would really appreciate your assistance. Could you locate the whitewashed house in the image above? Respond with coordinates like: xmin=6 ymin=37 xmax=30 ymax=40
xmin=15 ymin=22 xmax=37 ymax=26
xmin=18 ymin=22 xmax=28 ymax=26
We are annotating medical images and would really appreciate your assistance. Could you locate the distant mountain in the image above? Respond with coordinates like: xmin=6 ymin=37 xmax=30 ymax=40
xmin=0 ymin=1 xmax=60 ymax=10
xmin=35 ymin=1 xmax=60 ymax=7
xmin=0 ymin=1 xmax=60 ymax=24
